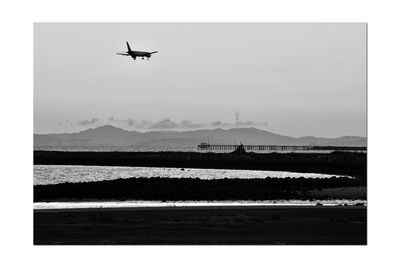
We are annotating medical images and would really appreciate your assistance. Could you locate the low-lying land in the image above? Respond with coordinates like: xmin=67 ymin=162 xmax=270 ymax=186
xmin=34 ymin=177 xmax=366 ymax=202
xmin=34 ymin=151 xmax=367 ymax=179
xmin=34 ymin=206 xmax=367 ymax=245
xmin=33 ymin=151 xmax=367 ymax=245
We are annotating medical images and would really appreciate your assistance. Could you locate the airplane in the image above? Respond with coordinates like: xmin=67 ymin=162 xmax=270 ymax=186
xmin=117 ymin=42 xmax=158 ymax=60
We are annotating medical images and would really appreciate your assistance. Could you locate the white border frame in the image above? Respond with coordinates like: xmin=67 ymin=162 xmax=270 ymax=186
xmin=1 ymin=0 xmax=400 ymax=266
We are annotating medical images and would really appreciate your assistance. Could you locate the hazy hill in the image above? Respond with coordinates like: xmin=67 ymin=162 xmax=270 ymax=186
xmin=34 ymin=125 xmax=366 ymax=151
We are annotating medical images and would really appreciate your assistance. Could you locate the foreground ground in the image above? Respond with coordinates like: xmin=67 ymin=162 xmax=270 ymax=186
xmin=34 ymin=206 xmax=366 ymax=245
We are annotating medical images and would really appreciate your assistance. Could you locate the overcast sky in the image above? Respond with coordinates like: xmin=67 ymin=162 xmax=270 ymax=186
xmin=34 ymin=23 xmax=366 ymax=137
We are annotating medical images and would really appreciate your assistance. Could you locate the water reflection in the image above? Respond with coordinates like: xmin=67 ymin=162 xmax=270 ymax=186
xmin=34 ymin=165 xmax=352 ymax=185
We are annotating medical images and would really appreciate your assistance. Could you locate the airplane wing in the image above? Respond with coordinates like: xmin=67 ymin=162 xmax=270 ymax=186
xmin=116 ymin=53 xmax=130 ymax=56
xmin=150 ymin=51 xmax=158 ymax=54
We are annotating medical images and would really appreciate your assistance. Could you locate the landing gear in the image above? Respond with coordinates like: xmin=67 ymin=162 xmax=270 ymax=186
xmin=142 ymin=57 xmax=144 ymax=60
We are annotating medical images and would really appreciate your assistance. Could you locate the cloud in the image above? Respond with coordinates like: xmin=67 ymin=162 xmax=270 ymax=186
xmin=147 ymin=119 xmax=258 ymax=130
xmin=237 ymin=120 xmax=256 ymax=127
xmin=209 ymin=120 xmax=269 ymax=128
xmin=76 ymin=117 xmax=268 ymax=130
xmin=57 ymin=119 xmax=72 ymax=126
xmin=125 ymin=118 xmax=135 ymax=127
xmin=77 ymin=118 xmax=99 ymax=126
xmin=210 ymin=121 xmax=231 ymax=127
xmin=149 ymin=119 xmax=179 ymax=129
xmin=181 ymin=120 xmax=203 ymax=129
xmin=139 ymin=120 xmax=152 ymax=128
xmin=107 ymin=116 xmax=135 ymax=127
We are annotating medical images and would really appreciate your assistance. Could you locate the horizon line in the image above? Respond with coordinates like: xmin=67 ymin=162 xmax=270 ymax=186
xmin=34 ymin=124 xmax=367 ymax=139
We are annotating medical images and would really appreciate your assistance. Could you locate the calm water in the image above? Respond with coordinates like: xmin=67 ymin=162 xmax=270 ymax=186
xmin=34 ymin=165 xmax=352 ymax=185
xmin=33 ymin=200 xmax=366 ymax=209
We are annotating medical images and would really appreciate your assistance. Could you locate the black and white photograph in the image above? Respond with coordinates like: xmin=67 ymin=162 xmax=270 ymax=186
xmin=33 ymin=22 xmax=367 ymax=245
xmin=4 ymin=0 xmax=400 ymax=266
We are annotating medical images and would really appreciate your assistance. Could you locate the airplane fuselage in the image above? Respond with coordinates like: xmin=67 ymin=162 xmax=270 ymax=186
xmin=130 ymin=51 xmax=152 ymax=57
xmin=118 ymin=42 xmax=158 ymax=60
xmin=128 ymin=51 xmax=151 ymax=58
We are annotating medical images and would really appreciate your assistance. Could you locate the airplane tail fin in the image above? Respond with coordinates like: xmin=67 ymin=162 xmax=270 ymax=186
xmin=150 ymin=51 xmax=158 ymax=54
xmin=126 ymin=42 xmax=132 ymax=52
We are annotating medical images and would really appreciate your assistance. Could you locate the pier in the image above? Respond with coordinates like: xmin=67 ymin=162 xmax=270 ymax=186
xmin=197 ymin=143 xmax=366 ymax=152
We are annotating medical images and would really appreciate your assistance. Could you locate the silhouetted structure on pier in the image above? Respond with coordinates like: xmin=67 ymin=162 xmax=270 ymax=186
xmin=231 ymin=142 xmax=247 ymax=154
xmin=197 ymin=143 xmax=366 ymax=152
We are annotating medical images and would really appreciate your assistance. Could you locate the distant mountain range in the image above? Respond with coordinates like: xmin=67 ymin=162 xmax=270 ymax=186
xmin=34 ymin=125 xmax=366 ymax=151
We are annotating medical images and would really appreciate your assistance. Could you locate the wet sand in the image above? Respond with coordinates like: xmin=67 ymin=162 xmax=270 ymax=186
xmin=34 ymin=205 xmax=366 ymax=245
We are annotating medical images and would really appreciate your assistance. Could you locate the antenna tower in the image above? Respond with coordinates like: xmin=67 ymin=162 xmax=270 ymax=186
xmin=235 ymin=110 xmax=239 ymax=129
